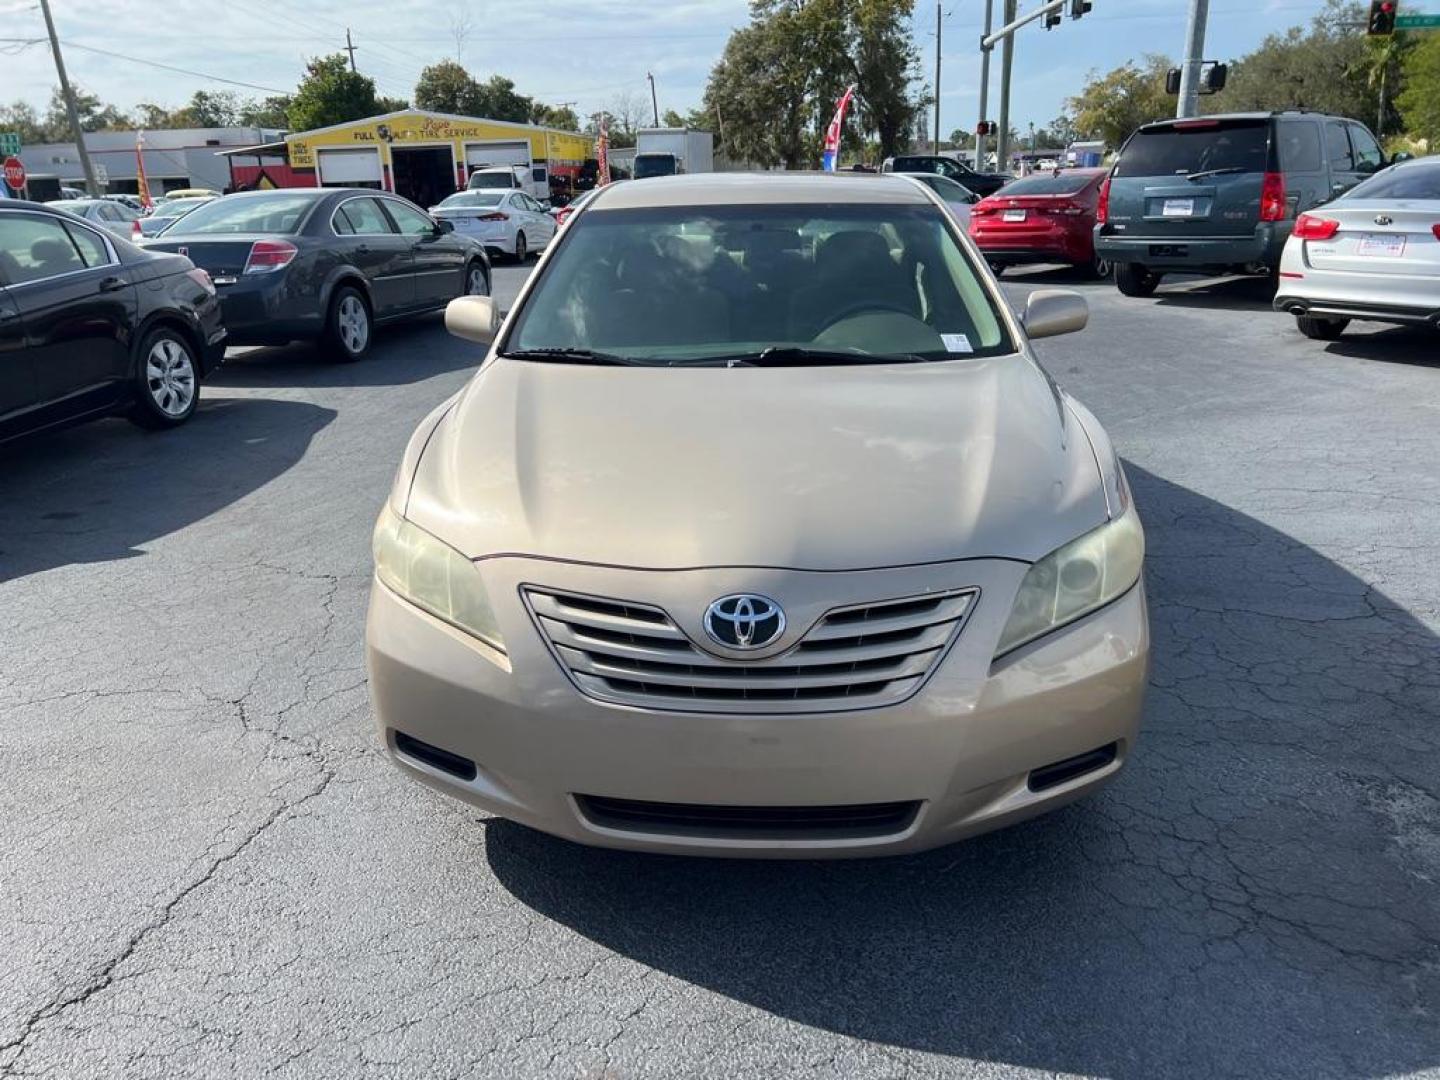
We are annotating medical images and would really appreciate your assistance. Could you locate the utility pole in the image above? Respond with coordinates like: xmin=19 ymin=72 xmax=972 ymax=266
xmin=344 ymin=28 xmax=358 ymax=73
xmin=647 ymin=73 xmax=660 ymax=126
xmin=38 ymin=0 xmax=98 ymax=194
xmin=976 ymin=0 xmax=994 ymax=168
xmin=934 ymin=1 xmax=943 ymax=153
xmin=1176 ymin=0 xmax=1209 ymax=119
xmin=996 ymin=0 xmax=1016 ymax=173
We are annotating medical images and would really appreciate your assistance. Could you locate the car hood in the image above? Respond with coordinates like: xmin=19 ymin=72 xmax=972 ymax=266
xmin=404 ymin=355 xmax=1107 ymax=570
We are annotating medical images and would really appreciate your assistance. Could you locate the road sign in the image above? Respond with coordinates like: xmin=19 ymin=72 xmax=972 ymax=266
xmin=0 ymin=132 xmax=20 ymax=157
xmin=93 ymin=162 xmax=108 ymax=185
xmin=1397 ymin=12 xmax=1440 ymax=25
xmin=3 ymin=156 xmax=25 ymax=191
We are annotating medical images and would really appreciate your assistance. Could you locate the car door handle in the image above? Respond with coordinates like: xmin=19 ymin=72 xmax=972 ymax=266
xmin=356 ymin=244 xmax=370 ymax=255
xmin=98 ymin=275 xmax=126 ymax=292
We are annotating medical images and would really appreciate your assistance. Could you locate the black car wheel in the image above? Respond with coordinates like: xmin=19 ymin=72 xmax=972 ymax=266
xmin=465 ymin=261 xmax=489 ymax=296
xmin=323 ymin=286 xmax=372 ymax=362
xmin=1115 ymin=262 xmax=1160 ymax=297
xmin=129 ymin=326 xmax=199 ymax=429
xmin=1296 ymin=314 xmax=1349 ymax=340
xmin=514 ymin=232 xmax=528 ymax=263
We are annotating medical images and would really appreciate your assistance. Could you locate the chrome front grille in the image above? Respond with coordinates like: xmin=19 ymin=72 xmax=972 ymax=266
xmin=525 ymin=587 xmax=975 ymax=714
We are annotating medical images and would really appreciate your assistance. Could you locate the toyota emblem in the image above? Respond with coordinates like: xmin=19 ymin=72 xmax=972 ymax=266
xmin=703 ymin=594 xmax=785 ymax=650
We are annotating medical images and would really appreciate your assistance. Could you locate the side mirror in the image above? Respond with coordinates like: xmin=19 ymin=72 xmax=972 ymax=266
xmin=445 ymin=295 xmax=498 ymax=345
xmin=434 ymin=219 xmax=454 ymax=234
xmin=1390 ymin=151 xmax=1413 ymax=165
xmin=1021 ymin=289 xmax=1088 ymax=340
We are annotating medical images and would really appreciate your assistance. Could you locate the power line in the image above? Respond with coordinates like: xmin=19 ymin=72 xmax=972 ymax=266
xmin=57 ymin=40 xmax=291 ymax=93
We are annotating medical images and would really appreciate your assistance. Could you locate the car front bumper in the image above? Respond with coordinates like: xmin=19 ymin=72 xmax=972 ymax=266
xmin=365 ymin=555 xmax=1149 ymax=858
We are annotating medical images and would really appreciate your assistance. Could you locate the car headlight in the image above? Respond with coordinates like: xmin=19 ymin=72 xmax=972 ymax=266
xmin=995 ymin=502 xmax=1144 ymax=657
xmin=372 ymin=503 xmax=505 ymax=651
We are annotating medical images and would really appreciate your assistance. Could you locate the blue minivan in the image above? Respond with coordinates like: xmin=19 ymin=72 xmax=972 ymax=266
xmin=1094 ymin=111 xmax=1389 ymax=297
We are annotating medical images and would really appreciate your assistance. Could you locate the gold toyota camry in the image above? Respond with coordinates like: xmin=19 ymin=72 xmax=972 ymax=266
xmin=366 ymin=173 xmax=1148 ymax=857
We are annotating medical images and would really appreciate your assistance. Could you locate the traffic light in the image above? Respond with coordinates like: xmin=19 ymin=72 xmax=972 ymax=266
xmin=1069 ymin=0 xmax=1092 ymax=16
xmin=1044 ymin=9 xmax=1062 ymax=28
xmin=976 ymin=121 xmax=996 ymax=137
xmin=1368 ymin=0 xmax=1398 ymax=34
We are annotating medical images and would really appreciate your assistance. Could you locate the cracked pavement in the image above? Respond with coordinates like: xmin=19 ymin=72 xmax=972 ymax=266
xmin=1 ymin=266 xmax=1437 ymax=1078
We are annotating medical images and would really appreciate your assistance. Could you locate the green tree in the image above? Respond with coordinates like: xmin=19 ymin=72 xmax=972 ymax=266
xmin=1218 ymin=1 xmax=1373 ymax=118
xmin=240 ymin=95 xmax=294 ymax=129
xmin=532 ymin=103 xmax=581 ymax=130
xmin=1067 ymin=54 xmax=1174 ymax=149
xmin=473 ymin=76 xmax=532 ymax=123
xmin=705 ymin=18 xmax=812 ymax=168
xmin=44 ymin=85 xmax=127 ymax=139
xmin=287 ymin=54 xmax=383 ymax=132
xmin=415 ymin=60 xmax=482 ymax=114
xmin=0 ymin=100 xmax=49 ymax=145
xmin=1397 ymin=31 xmax=1440 ymax=144
xmin=850 ymin=0 xmax=924 ymax=158
xmin=184 ymin=90 xmax=243 ymax=128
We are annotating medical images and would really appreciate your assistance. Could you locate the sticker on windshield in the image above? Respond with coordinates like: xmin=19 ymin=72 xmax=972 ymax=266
xmin=941 ymin=333 xmax=974 ymax=353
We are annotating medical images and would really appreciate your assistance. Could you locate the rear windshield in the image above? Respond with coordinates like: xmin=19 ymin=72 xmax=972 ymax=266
xmin=996 ymin=173 xmax=1097 ymax=196
xmin=163 ymin=194 xmax=316 ymax=235
xmin=437 ymin=192 xmax=505 ymax=208
xmin=151 ymin=198 xmax=210 ymax=218
xmin=506 ymin=203 xmax=1012 ymax=365
xmin=1345 ymin=160 xmax=1440 ymax=200
xmin=893 ymin=156 xmax=971 ymax=177
xmin=468 ymin=173 xmax=516 ymax=189
xmin=634 ymin=155 xmax=677 ymax=179
xmin=1116 ymin=121 xmax=1269 ymax=178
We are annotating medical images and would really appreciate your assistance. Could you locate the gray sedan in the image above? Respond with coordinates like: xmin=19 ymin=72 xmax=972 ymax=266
xmin=1274 ymin=155 xmax=1440 ymax=339
xmin=44 ymin=198 xmax=140 ymax=240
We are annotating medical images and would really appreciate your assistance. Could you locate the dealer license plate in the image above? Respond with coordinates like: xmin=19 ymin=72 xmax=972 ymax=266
xmin=1356 ymin=233 xmax=1405 ymax=257
xmin=1161 ymin=198 xmax=1194 ymax=218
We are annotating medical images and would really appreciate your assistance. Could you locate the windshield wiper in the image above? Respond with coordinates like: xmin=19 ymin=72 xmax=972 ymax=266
xmin=715 ymin=346 xmax=928 ymax=368
xmin=497 ymin=348 xmax=642 ymax=367
xmin=1182 ymin=166 xmax=1245 ymax=182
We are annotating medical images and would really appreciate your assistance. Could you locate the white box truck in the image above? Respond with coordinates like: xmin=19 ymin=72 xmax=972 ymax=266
xmin=633 ymin=128 xmax=714 ymax=178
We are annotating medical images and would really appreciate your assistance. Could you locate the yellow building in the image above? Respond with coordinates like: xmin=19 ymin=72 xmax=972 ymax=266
xmin=283 ymin=109 xmax=594 ymax=205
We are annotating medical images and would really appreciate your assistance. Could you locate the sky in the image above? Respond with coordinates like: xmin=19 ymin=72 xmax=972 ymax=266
xmin=0 ymin=0 xmax=1338 ymax=140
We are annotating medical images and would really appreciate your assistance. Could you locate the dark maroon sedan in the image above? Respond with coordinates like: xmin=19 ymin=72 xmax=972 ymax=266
xmin=969 ymin=168 xmax=1111 ymax=278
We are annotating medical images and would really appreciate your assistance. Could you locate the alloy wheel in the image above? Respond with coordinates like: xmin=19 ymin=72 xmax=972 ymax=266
xmin=337 ymin=294 xmax=370 ymax=354
xmin=145 ymin=337 xmax=196 ymax=417
xmin=466 ymin=266 xmax=488 ymax=295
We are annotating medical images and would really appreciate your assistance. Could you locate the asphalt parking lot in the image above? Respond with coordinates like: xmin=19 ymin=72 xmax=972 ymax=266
xmin=2 ymin=262 xmax=1438 ymax=1079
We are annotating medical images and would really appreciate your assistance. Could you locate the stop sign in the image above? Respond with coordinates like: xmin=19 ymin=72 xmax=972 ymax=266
xmin=2 ymin=156 xmax=23 ymax=191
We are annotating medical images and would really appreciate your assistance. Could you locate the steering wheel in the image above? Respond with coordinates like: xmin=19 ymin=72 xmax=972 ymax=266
xmin=813 ymin=301 xmax=917 ymax=336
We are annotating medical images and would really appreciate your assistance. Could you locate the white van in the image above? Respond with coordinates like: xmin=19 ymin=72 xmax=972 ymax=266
xmin=466 ymin=164 xmax=550 ymax=204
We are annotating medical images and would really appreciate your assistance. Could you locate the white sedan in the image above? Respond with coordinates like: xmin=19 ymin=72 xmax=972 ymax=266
xmin=1273 ymin=154 xmax=1440 ymax=339
xmin=429 ymin=190 xmax=556 ymax=262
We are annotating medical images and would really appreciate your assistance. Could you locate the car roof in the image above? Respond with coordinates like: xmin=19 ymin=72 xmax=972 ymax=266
xmin=589 ymin=172 xmax=933 ymax=210
xmin=1136 ymin=110 xmax=1350 ymax=133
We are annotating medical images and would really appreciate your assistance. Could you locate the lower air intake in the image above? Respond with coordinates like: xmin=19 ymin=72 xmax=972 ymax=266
xmin=575 ymin=795 xmax=921 ymax=840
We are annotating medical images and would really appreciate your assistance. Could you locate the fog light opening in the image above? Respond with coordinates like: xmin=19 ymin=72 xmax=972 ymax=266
xmin=393 ymin=730 xmax=478 ymax=782
xmin=1027 ymin=742 xmax=1118 ymax=793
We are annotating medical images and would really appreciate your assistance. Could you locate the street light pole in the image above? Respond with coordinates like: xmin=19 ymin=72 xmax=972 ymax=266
xmin=996 ymin=0 xmax=1016 ymax=173
xmin=934 ymin=1 xmax=943 ymax=153
xmin=976 ymin=0 xmax=993 ymax=169
xmin=1176 ymin=0 xmax=1210 ymax=119
xmin=38 ymin=0 xmax=99 ymax=194
xmin=647 ymin=72 xmax=660 ymax=127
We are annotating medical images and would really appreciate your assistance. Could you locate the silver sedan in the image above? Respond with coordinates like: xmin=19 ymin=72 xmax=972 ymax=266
xmin=1274 ymin=155 xmax=1440 ymax=339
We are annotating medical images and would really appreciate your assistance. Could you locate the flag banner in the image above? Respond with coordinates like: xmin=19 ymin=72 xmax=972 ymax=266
xmin=821 ymin=85 xmax=856 ymax=172
xmin=135 ymin=131 xmax=153 ymax=209
xmin=597 ymin=116 xmax=611 ymax=187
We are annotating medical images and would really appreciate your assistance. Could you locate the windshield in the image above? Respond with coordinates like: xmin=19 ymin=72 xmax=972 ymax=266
xmin=634 ymin=155 xmax=677 ymax=179
xmin=162 ymin=194 xmax=317 ymax=235
xmin=152 ymin=198 xmax=209 ymax=218
xmin=1116 ymin=120 xmax=1269 ymax=177
xmin=468 ymin=173 xmax=517 ymax=190
xmin=998 ymin=173 xmax=1098 ymax=196
xmin=505 ymin=203 xmax=1012 ymax=365
xmin=1345 ymin=160 xmax=1440 ymax=200
xmin=437 ymin=192 xmax=505 ymax=208
xmin=893 ymin=156 xmax=972 ymax=179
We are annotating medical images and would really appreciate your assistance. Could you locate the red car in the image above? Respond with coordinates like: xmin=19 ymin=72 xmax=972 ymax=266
xmin=969 ymin=168 xmax=1111 ymax=278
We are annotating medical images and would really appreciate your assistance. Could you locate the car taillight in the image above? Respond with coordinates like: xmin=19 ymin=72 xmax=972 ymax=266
xmin=1432 ymin=224 xmax=1440 ymax=241
xmin=243 ymin=239 xmax=298 ymax=275
xmin=185 ymin=267 xmax=216 ymax=294
xmin=478 ymin=212 xmax=508 ymax=222
xmin=970 ymin=203 xmax=996 ymax=217
xmin=1096 ymin=176 xmax=1111 ymax=224
xmin=131 ymin=219 xmax=143 ymax=239
xmin=1293 ymin=213 xmax=1339 ymax=240
xmin=1260 ymin=172 xmax=1287 ymax=222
